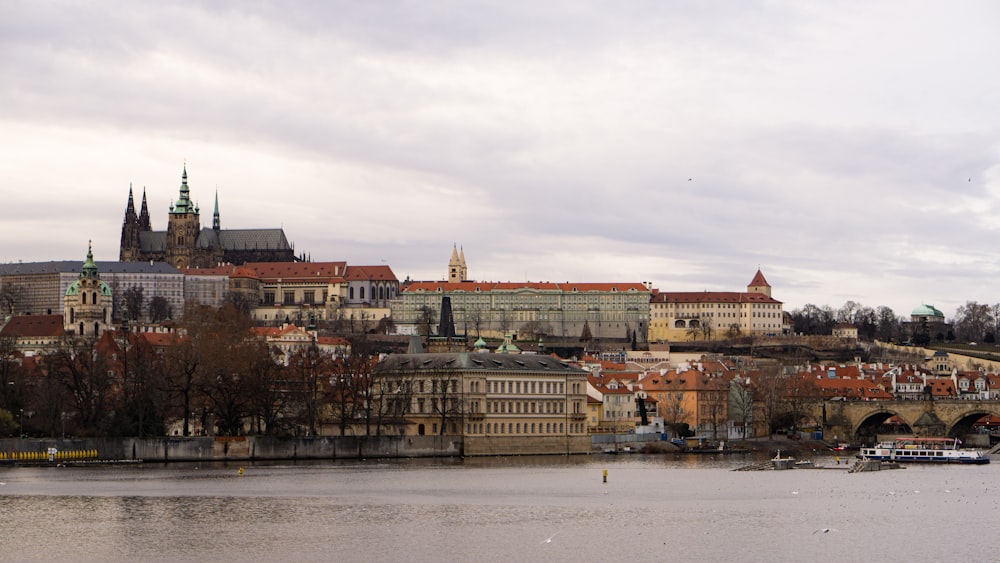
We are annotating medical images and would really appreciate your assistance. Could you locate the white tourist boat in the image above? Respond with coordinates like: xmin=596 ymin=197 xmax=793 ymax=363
xmin=858 ymin=437 xmax=990 ymax=464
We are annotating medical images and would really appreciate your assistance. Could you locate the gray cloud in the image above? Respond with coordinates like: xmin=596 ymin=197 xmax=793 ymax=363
xmin=3 ymin=0 xmax=1000 ymax=318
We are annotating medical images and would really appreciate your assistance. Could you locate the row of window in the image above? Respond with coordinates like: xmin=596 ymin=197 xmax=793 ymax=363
xmin=490 ymin=380 xmax=566 ymax=394
xmin=489 ymin=400 xmax=567 ymax=415
xmin=464 ymin=422 xmax=584 ymax=435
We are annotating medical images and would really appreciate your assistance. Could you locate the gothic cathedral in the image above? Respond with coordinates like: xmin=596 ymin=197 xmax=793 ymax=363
xmin=119 ymin=165 xmax=297 ymax=268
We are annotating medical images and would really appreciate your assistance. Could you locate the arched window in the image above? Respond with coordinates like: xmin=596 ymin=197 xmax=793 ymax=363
xmin=379 ymin=286 xmax=384 ymax=300
xmin=82 ymin=293 xmax=87 ymax=305
xmin=70 ymin=308 xmax=75 ymax=323
xmin=78 ymin=322 xmax=84 ymax=335
xmin=349 ymin=287 xmax=354 ymax=300
xmin=92 ymin=292 xmax=97 ymax=304
xmin=94 ymin=322 xmax=100 ymax=335
xmin=360 ymin=287 xmax=365 ymax=300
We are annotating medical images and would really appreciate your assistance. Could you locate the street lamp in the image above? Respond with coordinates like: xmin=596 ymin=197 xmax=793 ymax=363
xmin=19 ymin=408 xmax=24 ymax=440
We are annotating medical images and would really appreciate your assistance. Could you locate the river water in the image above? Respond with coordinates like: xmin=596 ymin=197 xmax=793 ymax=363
xmin=1 ymin=452 xmax=996 ymax=562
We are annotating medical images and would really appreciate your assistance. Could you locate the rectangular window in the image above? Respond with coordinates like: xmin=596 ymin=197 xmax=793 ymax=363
xmin=263 ymin=292 xmax=275 ymax=305
xmin=304 ymin=290 xmax=315 ymax=304
xmin=283 ymin=291 xmax=294 ymax=304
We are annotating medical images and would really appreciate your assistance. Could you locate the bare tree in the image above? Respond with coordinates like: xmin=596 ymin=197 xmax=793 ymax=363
xmin=44 ymin=335 xmax=116 ymax=435
xmin=701 ymin=376 xmax=728 ymax=440
xmin=417 ymin=305 xmax=437 ymax=336
xmin=953 ymin=301 xmax=993 ymax=342
xmin=466 ymin=309 xmax=483 ymax=339
xmin=429 ymin=373 xmax=464 ymax=435
xmin=729 ymin=376 xmax=754 ymax=440
xmin=287 ymin=342 xmax=329 ymax=436
xmin=163 ymin=334 xmax=200 ymax=436
xmin=148 ymin=296 xmax=173 ymax=323
xmin=243 ymin=342 xmax=288 ymax=435
xmin=123 ymin=286 xmax=145 ymax=322
xmin=0 ymin=282 xmax=26 ymax=315
xmin=751 ymin=362 xmax=785 ymax=438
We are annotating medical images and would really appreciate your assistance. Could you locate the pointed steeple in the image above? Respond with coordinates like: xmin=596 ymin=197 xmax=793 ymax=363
xmin=139 ymin=188 xmax=151 ymax=230
xmin=172 ymin=164 xmax=195 ymax=214
xmin=747 ymin=269 xmax=772 ymax=297
xmin=212 ymin=190 xmax=220 ymax=231
xmin=448 ymin=244 xmax=463 ymax=283
xmin=124 ymin=184 xmax=137 ymax=222
xmin=82 ymin=240 xmax=98 ymax=279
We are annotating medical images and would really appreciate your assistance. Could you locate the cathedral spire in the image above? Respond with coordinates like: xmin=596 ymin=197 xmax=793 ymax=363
xmin=139 ymin=188 xmax=151 ymax=230
xmin=213 ymin=189 xmax=220 ymax=231
xmin=124 ymin=184 xmax=137 ymax=221
xmin=172 ymin=164 xmax=195 ymax=214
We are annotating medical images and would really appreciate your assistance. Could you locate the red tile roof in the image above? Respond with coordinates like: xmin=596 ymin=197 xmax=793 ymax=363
xmin=0 ymin=315 xmax=65 ymax=338
xmin=344 ymin=265 xmax=398 ymax=282
xmin=651 ymin=291 xmax=781 ymax=304
xmin=403 ymin=281 xmax=649 ymax=293
xmin=748 ymin=269 xmax=770 ymax=287
xmin=243 ymin=262 xmax=348 ymax=282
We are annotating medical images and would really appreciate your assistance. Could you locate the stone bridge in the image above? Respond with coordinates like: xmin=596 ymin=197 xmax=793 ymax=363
xmin=798 ymin=399 xmax=1000 ymax=443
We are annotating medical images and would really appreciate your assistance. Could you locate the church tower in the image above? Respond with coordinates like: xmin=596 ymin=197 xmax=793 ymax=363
xmin=120 ymin=185 xmax=153 ymax=261
xmin=64 ymin=242 xmax=112 ymax=337
xmin=165 ymin=165 xmax=201 ymax=269
xmin=119 ymin=184 xmax=141 ymax=261
xmin=448 ymin=244 xmax=468 ymax=283
xmin=747 ymin=269 xmax=772 ymax=297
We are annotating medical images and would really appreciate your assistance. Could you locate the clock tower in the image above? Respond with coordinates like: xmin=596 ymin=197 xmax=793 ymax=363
xmin=165 ymin=165 xmax=201 ymax=269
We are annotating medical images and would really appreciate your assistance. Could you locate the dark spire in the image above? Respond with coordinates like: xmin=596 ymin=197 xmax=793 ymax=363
xmin=139 ymin=188 xmax=151 ymax=230
xmin=124 ymin=184 xmax=137 ymax=224
xmin=213 ymin=189 xmax=221 ymax=231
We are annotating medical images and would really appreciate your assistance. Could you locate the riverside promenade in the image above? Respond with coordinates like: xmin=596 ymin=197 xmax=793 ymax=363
xmin=0 ymin=435 xmax=462 ymax=463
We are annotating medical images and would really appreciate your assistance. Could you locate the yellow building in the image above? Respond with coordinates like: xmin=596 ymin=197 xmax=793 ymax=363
xmin=648 ymin=270 xmax=784 ymax=342
xmin=373 ymin=352 xmax=591 ymax=455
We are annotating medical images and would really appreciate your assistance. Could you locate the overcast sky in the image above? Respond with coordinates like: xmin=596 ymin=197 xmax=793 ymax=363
xmin=3 ymin=1 xmax=999 ymax=319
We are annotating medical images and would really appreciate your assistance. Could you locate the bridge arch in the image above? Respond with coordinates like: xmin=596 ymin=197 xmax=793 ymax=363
xmin=945 ymin=410 xmax=993 ymax=438
xmin=853 ymin=410 xmax=912 ymax=443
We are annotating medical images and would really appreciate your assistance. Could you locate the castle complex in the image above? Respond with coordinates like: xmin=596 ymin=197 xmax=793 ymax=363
xmin=119 ymin=166 xmax=296 ymax=269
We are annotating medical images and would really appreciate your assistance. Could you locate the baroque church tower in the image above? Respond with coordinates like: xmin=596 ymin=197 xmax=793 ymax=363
xmin=64 ymin=242 xmax=112 ymax=337
xmin=448 ymin=244 xmax=467 ymax=283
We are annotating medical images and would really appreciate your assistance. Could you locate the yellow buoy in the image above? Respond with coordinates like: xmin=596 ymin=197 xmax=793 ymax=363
xmin=238 ymin=467 xmax=244 ymax=476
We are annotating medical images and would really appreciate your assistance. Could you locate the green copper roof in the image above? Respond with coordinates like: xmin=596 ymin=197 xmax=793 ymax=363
xmin=66 ymin=242 xmax=112 ymax=297
xmin=81 ymin=241 xmax=98 ymax=278
xmin=171 ymin=164 xmax=197 ymax=215
xmin=911 ymin=304 xmax=944 ymax=318
xmin=65 ymin=279 xmax=112 ymax=297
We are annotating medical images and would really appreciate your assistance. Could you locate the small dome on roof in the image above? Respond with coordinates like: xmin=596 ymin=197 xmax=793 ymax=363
xmin=65 ymin=280 xmax=112 ymax=297
xmin=911 ymin=304 xmax=944 ymax=318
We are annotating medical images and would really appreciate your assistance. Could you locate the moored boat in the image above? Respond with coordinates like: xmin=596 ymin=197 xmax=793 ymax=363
xmin=858 ymin=437 xmax=989 ymax=464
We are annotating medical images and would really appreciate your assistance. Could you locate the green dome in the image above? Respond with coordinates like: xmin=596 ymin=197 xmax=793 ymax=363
xmin=911 ymin=304 xmax=944 ymax=318
xmin=65 ymin=280 xmax=112 ymax=297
